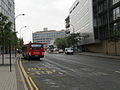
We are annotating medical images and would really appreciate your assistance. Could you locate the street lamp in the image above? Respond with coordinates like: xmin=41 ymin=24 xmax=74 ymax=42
xmin=20 ymin=26 xmax=27 ymax=38
xmin=15 ymin=14 xmax=25 ymax=19
xmin=14 ymin=14 xmax=25 ymax=32
xmin=14 ymin=14 xmax=25 ymax=57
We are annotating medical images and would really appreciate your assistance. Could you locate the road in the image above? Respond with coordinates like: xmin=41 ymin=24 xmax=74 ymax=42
xmin=22 ymin=53 xmax=120 ymax=90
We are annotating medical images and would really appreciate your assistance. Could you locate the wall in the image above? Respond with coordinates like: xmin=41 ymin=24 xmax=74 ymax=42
xmin=86 ymin=40 xmax=120 ymax=55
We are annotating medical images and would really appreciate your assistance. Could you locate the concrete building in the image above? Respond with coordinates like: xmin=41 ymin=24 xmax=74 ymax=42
xmin=0 ymin=0 xmax=15 ymax=53
xmin=66 ymin=0 xmax=120 ymax=55
xmin=32 ymin=29 xmax=66 ymax=47
xmin=69 ymin=0 xmax=95 ymax=45
xmin=0 ymin=0 xmax=15 ymax=30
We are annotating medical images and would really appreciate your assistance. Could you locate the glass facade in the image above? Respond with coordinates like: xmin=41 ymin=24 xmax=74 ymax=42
xmin=93 ymin=0 xmax=120 ymax=40
xmin=0 ymin=0 xmax=15 ymax=30
xmin=113 ymin=7 xmax=120 ymax=20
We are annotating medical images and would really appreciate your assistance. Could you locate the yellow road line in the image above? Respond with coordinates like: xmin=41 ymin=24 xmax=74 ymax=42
xmin=20 ymin=58 xmax=39 ymax=90
xmin=29 ymin=77 xmax=39 ymax=90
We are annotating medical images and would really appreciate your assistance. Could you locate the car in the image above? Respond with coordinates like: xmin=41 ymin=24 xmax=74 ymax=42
xmin=65 ymin=48 xmax=73 ymax=55
xmin=58 ymin=49 xmax=64 ymax=53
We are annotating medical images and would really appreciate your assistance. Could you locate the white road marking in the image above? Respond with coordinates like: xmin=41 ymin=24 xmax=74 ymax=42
xmin=115 ymin=71 xmax=120 ymax=74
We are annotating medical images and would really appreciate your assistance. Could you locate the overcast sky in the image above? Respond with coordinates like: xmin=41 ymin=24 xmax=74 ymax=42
xmin=15 ymin=0 xmax=75 ymax=44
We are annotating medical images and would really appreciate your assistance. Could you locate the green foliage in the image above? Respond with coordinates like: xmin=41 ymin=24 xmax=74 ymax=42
xmin=18 ymin=38 xmax=24 ymax=49
xmin=0 ymin=12 xmax=19 ymax=50
xmin=55 ymin=38 xmax=67 ymax=50
xmin=55 ymin=33 xmax=82 ymax=49
xmin=66 ymin=33 xmax=82 ymax=47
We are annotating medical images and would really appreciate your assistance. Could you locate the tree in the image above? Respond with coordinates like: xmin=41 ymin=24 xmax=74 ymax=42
xmin=66 ymin=33 xmax=82 ymax=48
xmin=0 ymin=13 xmax=19 ymax=64
xmin=108 ymin=29 xmax=120 ymax=55
xmin=0 ymin=13 xmax=13 ymax=64
xmin=55 ymin=38 xmax=67 ymax=50
xmin=18 ymin=38 xmax=24 ymax=49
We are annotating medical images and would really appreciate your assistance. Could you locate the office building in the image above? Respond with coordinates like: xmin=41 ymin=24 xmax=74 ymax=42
xmin=0 ymin=0 xmax=15 ymax=30
xmin=66 ymin=0 xmax=120 ymax=55
xmin=32 ymin=29 xmax=66 ymax=46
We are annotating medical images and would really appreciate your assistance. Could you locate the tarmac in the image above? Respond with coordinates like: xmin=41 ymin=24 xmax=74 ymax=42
xmin=0 ymin=53 xmax=119 ymax=90
xmin=79 ymin=52 xmax=120 ymax=60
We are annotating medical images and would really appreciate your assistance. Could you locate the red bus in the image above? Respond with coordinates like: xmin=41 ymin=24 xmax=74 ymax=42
xmin=22 ymin=43 xmax=44 ymax=59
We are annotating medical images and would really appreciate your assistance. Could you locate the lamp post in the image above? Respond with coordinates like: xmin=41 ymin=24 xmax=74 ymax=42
xmin=18 ymin=26 xmax=27 ymax=51
xmin=20 ymin=26 xmax=27 ymax=39
xmin=15 ymin=13 xmax=25 ymax=32
xmin=9 ymin=13 xmax=25 ymax=71
xmin=14 ymin=14 xmax=25 ymax=57
xmin=15 ymin=14 xmax=25 ymax=19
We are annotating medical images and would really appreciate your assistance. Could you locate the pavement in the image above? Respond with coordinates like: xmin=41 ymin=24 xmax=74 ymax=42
xmin=0 ymin=54 xmax=26 ymax=90
xmin=79 ymin=52 xmax=120 ymax=60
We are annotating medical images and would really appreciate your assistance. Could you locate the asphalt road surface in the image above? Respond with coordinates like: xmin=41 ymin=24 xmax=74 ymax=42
xmin=22 ymin=52 xmax=120 ymax=90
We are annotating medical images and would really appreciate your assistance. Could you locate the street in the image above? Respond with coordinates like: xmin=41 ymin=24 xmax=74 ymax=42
xmin=22 ymin=53 xmax=120 ymax=90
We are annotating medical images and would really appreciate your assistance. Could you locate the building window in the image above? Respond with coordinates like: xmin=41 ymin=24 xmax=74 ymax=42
xmin=113 ymin=0 xmax=120 ymax=5
xmin=113 ymin=7 xmax=120 ymax=20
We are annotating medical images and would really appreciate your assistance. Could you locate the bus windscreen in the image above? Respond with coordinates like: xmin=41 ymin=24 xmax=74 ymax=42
xmin=30 ymin=44 xmax=42 ymax=50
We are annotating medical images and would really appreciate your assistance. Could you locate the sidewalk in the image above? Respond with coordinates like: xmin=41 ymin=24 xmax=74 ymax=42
xmin=0 ymin=54 xmax=25 ymax=90
xmin=0 ymin=54 xmax=17 ymax=90
xmin=79 ymin=52 xmax=120 ymax=60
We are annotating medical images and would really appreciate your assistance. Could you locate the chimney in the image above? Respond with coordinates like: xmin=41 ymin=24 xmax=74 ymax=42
xmin=43 ymin=27 xmax=48 ymax=31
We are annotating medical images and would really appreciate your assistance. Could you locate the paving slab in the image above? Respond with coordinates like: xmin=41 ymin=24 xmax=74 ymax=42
xmin=0 ymin=54 xmax=17 ymax=90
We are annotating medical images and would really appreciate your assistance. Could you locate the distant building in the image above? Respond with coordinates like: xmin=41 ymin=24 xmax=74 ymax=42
xmin=0 ymin=0 xmax=15 ymax=31
xmin=32 ymin=29 xmax=66 ymax=47
xmin=66 ymin=0 xmax=120 ymax=55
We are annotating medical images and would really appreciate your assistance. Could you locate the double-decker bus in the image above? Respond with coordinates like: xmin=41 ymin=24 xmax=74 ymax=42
xmin=22 ymin=43 xmax=44 ymax=59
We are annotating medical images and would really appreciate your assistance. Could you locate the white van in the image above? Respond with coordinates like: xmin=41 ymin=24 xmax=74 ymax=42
xmin=65 ymin=48 xmax=73 ymax=55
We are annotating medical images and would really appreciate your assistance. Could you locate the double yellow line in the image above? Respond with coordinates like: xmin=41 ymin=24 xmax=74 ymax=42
xmin=19 ymin=57 xmax=39 ymax=90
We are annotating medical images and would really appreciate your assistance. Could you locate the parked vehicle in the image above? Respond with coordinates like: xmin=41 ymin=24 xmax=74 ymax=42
xmin=65 ymin=48 xmax=73 ymax=55
xmin=58 ymin=49 xmax=64 ymax=53
xmin=22 ymin=43 xmax=44 ymax=59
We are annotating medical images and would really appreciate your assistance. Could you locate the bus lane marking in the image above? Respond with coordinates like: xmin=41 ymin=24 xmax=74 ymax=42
xmin=28 ymin=67 xmax=65 ymax=76
xmin=20 ymin=58 xmax=34 ymax=90
xmin=46 ymin=70 xmax=54 ymax=75
xmin=20 ymin=58 xmax=39 ymax=90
